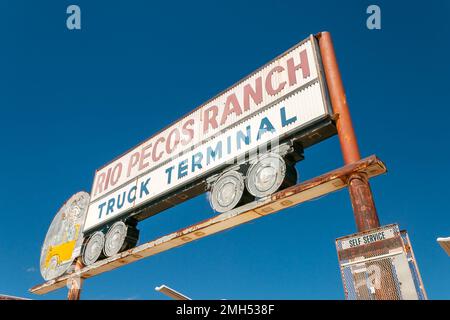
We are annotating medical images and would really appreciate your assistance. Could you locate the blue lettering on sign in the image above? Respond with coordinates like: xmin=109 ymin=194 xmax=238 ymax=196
xmin=257 ymin=117 xmax=275 ymax=140
xmin=192 ymin=152 xmax=203 ymax=172
xmin=280 ymin=106 xmax=297 ymax=127
xmin=96 ymin=184 xmax=141 ymax=221
xmin=140 ymin=178 xmax=151 ymax=198
xmin=94 ymin=104 xmax=306 ymax=223
xmin=206 ymin=141 xmax=223 ymax=165
xmin=98 ymin=202 xmax=106 ymax=219
xmin=117 ymin=191 xmax=126 ymax=209
xmin=106 ymin=198 xmax=115 ymax=215
xmin=236 ymin=125 xmax=251 ymax=150
xmin=128 ymin=185 xmax=137 ymax=203
xmin=165 ymin=166 xmax=175 ymax=184
xmin=178 ymin=159 xmax=188 ymax=179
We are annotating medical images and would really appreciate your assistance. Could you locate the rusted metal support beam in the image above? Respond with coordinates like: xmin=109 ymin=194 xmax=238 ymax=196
xmin=347 ymin=173 xmax=380 ymax=231
xmin=317 ymin=32 xmax=361 ymax=164
xmin=30 ymin=155 xmax=386 ymax=296
xmin=67 ymin=258 xmax=84 ymax=300
xmin=317 ymin=31 xmax=380 ymax=232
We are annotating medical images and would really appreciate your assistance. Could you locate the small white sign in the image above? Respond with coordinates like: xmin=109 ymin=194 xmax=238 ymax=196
xmin=340 ymin=227 xmax=397 ymax=250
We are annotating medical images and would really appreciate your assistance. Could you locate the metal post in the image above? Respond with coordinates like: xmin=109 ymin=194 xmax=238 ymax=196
xmin=67 ymin=258 xmax=84 ymax=300
xmin=318 ymin=32 xmax=400 ymax=300
xmin=317 ymin=31 xmax=380 ymax=232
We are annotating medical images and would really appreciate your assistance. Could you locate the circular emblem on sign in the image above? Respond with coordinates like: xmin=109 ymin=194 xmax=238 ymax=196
xmin=40 ymin=191 xmax=90 ymax=281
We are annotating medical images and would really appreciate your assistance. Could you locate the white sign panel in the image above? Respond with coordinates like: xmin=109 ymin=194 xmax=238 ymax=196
xmin=340 ymin=226 xmax=397 ymax=250
xmin=84 ymin=35 xmax=331 ymax=232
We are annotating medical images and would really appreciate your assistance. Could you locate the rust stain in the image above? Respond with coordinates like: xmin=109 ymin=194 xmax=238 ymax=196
xmin=30 ymin=155 xmax=387 ymax=296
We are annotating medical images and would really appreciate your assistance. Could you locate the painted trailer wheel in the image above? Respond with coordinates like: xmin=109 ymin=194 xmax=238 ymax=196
xmin=210 ymin=170 xmax=246 ymax=213
xmin=246 ymin=153 xmax=291 ymax=198
xmin=82 ymin=231 xmax=105 ymax=266
xmin=103 ymin=221 xmax=128 ymax=257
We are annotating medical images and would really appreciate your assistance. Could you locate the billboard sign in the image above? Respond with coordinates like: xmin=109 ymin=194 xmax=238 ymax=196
xmin=84 ymin=35 xmax=332 ymax=232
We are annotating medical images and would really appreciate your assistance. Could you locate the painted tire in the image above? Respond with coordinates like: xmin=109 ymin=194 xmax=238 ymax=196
xmin=103 ymin=221 xmax=128 ymax=257
xmin=82 ymin=231 xmax=105 ymax=266
xmin=246 ymin=153 xmax=288 ymax=197
xmin=210 ymin=170 xmax=246 ymax=213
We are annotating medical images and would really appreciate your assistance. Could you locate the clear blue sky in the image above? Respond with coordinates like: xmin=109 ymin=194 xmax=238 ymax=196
xmin=1 ymin=0 xmax=449 ymax=299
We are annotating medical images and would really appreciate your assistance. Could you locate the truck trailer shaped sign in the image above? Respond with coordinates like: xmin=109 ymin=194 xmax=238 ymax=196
xmin=72 ymin=34 xmax=336 ymax=267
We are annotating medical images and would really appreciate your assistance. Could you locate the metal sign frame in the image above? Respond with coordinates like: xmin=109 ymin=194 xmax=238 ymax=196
xmin=31 ymin=31 xmax=403 ymax=299
xmin=31 ymin=155 xmax=386 ymax=295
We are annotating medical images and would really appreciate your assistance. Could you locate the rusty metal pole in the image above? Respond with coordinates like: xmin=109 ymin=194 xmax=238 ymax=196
xmin=67 ymin=258 xmax=84 ymax=300
xmin=318 ymin=31 xmax=380 ymax=232
xmin=318 ymin=32 xmax=398 ymax=300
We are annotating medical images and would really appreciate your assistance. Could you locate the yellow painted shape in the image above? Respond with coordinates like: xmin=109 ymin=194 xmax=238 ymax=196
xmin=44 ymin=225 xmax=80 ymax=268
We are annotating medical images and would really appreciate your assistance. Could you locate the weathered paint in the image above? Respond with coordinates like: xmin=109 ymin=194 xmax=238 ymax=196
xmin=318 ymin=31 xmax=380 ymax=232
xmin=336 ymin=225 xmax=427 ymax=300
xmin=84 ymin=35 xmax=333 ymax=233
xmin=40 ymin=191 xmax=90 ymax=281
xmin=30 ymin=155 xmax=386 ymax=295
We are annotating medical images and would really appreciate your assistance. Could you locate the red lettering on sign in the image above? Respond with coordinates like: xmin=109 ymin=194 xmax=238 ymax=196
xmin=139 ymin=144 xmax=152 ymax=170
xmin=166 ymin=128 xmax=180 ymax=154
xmin=287 ymin=49 xmax=310 ymax=86
xmin=110 ymin=163 xmax=122 ymax=186
xmin=104 ymin=167 xmax=113 ymax=193
xmin=243 ymin=76 xmax=263 ymax=111
xmin=127 ymin=152 xmax=140 ymax=177
xmin=265 ymin=65 xmax=286 ymax=95
xmin=220 ymin=93 xmax=242 ymax=125
xmin=181 ymin=119 xmax=195 ymax=146
xmin=93 ymin=172 xmax=106 ymax=196
xmin=152 ymin=137 xmax=165 ymax=162
xmin=203 ymin=105 xmax=219 ymax=134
